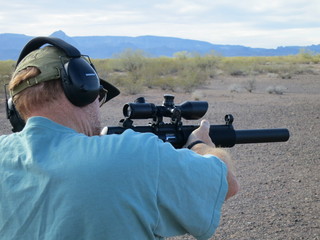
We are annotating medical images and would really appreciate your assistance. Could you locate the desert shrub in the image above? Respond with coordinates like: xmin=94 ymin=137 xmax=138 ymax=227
xmin=111 ymin=73 xmax=144 ymax=95
xmin=172 ymin=52 xmax=219 ymax=91
xmin=244 ymin=79 xmax=257 ymax=93
xmin=221 ymin=58 xmax=253 ymax=76
xmin=295 ymin=49 xmax=320 ymax=64
xmin=122 ymin=79 xmax=144 ymax=95
xmin=0 ymin=60 xmax=15 ymax=93
xmin=152 ymin=76 xmax=177 ymax=91
xmin=106 ymin=50 xmax=214 ymax=93
xmin=90 ymin=49 xmax=319 ymax=96
xmin=266 ymin=85 xmax=287 ymax=95
xmin=110 ymin=49 xmax=149 ymax=94
xmin=113 ymin=49 xmax=148 ymax=72
xmin=228 ymin=79 xmax=256 ymax=93
xmin=193 ymin=51 xmax=221 ymax=79
xmin=0 ymin=60 xmax=14 ymax=77
xmin=176 ymin=67 xmax=208 ymax=92
xmin=220 ymin=55 xmax=318 ymax=77
xmin=191 ymin=90 xmax=206 ymax=100
xmin=92 ymin=59 xmax=113 ymax=73
xmin=173 ymin=51 xmax=194 ymax=60
xmin=141 ymin=57 xmax=179 ymax=89
xmin=228 ymin=84 xmax=243 ymax=93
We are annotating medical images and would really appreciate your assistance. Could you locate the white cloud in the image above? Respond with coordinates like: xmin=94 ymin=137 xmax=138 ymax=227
xmin=0 ymin=0 xmax=319 ymax=48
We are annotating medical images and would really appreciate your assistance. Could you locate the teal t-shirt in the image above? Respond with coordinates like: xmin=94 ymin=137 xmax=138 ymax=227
xmin=0 ymin=117 xmax=228 ymax=240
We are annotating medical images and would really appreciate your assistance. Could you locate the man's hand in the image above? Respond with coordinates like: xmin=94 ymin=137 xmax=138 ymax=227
xmin=100 ymin=126 xmax=108 ymax=135
xmin=184 ymin=119 xmax=215 ymax=148
xmin=185 ymin=119 xmax=239 ymax=200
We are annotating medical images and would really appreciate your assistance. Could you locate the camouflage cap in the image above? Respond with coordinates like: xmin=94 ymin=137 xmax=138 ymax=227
xmin=11 ymin=46 xmax=67 ymax=97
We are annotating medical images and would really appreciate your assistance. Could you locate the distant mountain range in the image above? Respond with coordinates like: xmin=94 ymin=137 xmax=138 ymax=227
xmin=1 ymin=30 xmax=319 ymax=60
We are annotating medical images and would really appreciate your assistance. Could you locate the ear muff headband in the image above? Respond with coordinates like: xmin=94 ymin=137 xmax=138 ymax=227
xmin=16 ymin=37 xmax=81 ymax=66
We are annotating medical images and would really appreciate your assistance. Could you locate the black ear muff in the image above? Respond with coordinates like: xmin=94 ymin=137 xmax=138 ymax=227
xmin=6 ymin=98 xmax=25 ymax=133
xmin=16 ymin=36 xmax=101 ymax=107
xmin=61 ymin=57 xmax=101 ymax=106
xmin=4 ymin=84 xmax=25 ymax=132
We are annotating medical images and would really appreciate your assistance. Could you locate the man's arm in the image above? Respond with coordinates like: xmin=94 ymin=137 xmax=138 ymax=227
xmin=185 ymin=119 xmax=239 ymax=200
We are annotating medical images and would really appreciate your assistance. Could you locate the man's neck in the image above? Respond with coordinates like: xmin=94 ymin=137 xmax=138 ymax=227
xmin=27 ymin=97 xmax=101 ymax=136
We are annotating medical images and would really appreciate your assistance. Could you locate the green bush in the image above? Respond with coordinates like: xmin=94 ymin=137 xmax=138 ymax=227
xmin=0 ymin=60 xmax=15 ymax=93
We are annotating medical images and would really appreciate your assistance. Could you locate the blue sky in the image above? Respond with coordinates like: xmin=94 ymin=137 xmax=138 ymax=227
xmin=1 ymin=0 xmax=319 ymax=48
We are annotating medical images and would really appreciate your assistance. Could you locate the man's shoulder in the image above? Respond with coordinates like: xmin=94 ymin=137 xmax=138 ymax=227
xmin=104 ymin=129 xmax=161 ymax=144
xmin=98 ymin=129 xmax=164 ymax=156
xmin=0 ymin=132 xmax=19 ymax=145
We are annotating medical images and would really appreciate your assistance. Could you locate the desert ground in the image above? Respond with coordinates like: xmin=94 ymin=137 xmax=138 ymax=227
xmin=0 ymin=69 xmax=319 ymax=239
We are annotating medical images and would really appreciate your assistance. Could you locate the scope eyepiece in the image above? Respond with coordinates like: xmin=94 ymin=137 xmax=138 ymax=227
xmin=123 ymin=103 xmax=157 ymax=119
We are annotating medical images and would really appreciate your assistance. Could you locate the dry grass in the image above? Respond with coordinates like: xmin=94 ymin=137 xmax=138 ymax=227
xmin=1 ymin=50 xmax=319 ymax=95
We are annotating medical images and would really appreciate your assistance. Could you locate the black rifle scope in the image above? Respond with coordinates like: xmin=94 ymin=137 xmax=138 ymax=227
xmin=123 ymin=94 xmax=208 ymax=120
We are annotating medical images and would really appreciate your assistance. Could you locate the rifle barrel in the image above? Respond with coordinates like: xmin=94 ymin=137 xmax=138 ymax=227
xmin=235 ymin=128 xmax=290 ymax=144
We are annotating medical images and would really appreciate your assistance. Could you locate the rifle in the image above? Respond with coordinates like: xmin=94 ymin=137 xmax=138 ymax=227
xmin=105 ymin=94 xmax=290 ymax=148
